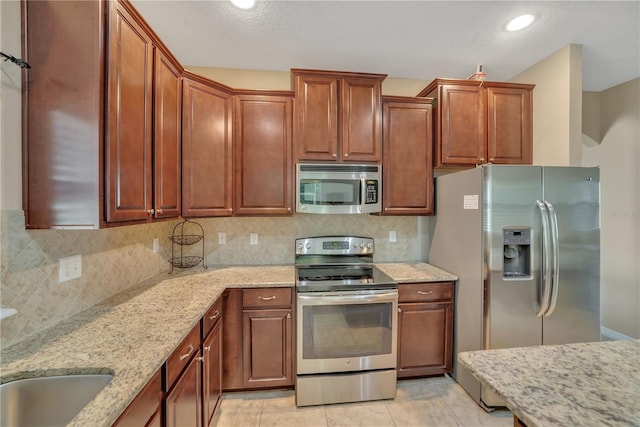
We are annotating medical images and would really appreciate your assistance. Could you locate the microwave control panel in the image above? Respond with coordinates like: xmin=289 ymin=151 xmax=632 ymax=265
xmin=365 ymin=180 xmax=378 ymax=204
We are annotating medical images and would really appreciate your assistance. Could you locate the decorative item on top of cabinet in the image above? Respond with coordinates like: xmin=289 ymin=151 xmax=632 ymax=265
xmin=233 ymin=90 xmax=294 ymax=216
xmin=381 ymin=96 xmax=434 ymax=215
xmin=292 ymin=69 xmax=386 ymax=163
xmin=22 ymin=0 xmax=183 ymax=228
xmin=397 ymin=281 xmax=454 ymax=378
xmin=168 ymin=219 xmax=207 ymax=273
xmin=417 ymin=79 xmax=534 ymax=168
xmin=182 ymin=71 xmax=234 ymax=218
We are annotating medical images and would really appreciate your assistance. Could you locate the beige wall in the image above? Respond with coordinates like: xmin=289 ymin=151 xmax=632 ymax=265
xmin=582 ymin=78 xmax=640 ymax=339
xmin=510 ymin=44 xmax=584 ymax=166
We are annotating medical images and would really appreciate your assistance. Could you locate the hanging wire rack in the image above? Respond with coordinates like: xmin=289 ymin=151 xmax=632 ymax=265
xmin=168 ymin=219 xmax=207 ymax=274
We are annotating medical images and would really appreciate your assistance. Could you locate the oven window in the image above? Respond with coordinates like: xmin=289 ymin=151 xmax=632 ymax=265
xmin=301 ymin=302 xmax=393 ymax=359
xmin=299 ymin=179 xmax=359 ymax=205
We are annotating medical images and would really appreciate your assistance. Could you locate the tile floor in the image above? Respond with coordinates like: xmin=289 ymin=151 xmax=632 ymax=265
xmin=213 ymin=375 xmax=513 ymax=427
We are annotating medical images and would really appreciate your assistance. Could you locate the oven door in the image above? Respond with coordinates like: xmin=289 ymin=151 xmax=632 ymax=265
xmin=296 ymin=289 xmax=398 ymax=375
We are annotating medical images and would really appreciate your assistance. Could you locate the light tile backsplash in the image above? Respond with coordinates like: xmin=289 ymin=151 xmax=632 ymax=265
xmin=1 ymin=210 xmax=430 ymax=348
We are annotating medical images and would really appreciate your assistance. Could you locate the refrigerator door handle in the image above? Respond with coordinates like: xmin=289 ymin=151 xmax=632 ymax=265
xmin=543 ymin=201 xmax=560 ymax=316
xmin=536 ymin=200 xmax=553 ymax=317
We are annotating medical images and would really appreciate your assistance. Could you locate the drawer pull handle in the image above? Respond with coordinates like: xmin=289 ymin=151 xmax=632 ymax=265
xmin=179 ymin=344 xmax=194 ymax=361
xmin=209 ymin=310 xmax=220 ymax=320
xmin=258 ymin=296 xmax=276 ymax=301
xmin=417 ymin=290 xmax=434 ymax=295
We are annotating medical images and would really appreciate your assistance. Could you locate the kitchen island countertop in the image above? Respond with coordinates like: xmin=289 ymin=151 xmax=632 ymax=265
xmin=458 ymin=340 xmax=640 ymax=427
xmin=0 ymin=262 xmax=454 ymax=426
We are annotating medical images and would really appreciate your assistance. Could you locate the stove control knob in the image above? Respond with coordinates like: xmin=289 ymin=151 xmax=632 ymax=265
xmin=360 ymin=243 xmax=365 ymax=249
xmin=305 ymin=242 xmax=312 ymax=250
xmin=367 ymin=243 xmax=373 ymax=249
xmin=297 ymin=242 xmax=304 ymax=251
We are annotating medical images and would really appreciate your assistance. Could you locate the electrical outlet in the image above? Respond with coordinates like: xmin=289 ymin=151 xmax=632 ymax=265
xmin=389 ymin=230 xmax=397 ymax=242
xmin=218 ymin=232 xmax=227 ymax=245
xmin=250 ymin=233 xmax=258 ymax=245
xmin=152 ymin=238 xmax=159 ymax=253
xmin=59 ymin=255 xmax=82 ymax=283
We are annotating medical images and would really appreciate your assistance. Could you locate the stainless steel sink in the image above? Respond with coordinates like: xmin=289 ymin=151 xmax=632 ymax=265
xmin=0 ymin=374 xmax=113 ymax=427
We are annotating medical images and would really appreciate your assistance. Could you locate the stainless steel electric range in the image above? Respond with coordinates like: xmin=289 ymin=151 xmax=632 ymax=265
xmin=294 ymin=236 xmax=398 ymax=407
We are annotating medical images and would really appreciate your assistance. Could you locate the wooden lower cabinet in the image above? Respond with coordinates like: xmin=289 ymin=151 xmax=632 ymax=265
xmin=242 ymin=309 xmax=293 ymax=388
xmin=112 ymin=370 xmax=163 ymax=427
xmin=202 ymin=319 xmax=222 ymax=427
xmin=165 ymin=351 xmax=203 ymax=427
xmin=223 ymin=288 xmax=294 ymax=391
xmin=397 ymin=282 xmax=454 ymax=378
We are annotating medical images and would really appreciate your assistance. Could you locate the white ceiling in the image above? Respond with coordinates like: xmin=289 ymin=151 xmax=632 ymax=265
xmin=131 ymin=0 xmax=640 ymax=92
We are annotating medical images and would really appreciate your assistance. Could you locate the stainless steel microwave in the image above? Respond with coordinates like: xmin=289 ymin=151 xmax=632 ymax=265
xmin=296 ymin=163 xmax=382 ymax=214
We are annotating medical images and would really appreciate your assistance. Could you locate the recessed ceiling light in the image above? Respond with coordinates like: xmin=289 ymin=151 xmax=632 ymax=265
xmin=506 ymin=14 xmax=535 ymax=31
xmin=230 ymin=0 xmax=255 ymax=9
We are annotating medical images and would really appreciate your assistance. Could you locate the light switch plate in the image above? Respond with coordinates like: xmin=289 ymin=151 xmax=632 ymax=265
xmin=250 ymin=233 xmax=258 ymax=245
xmin=389 ymin=231 xmax=397 ymax=242
xmin=59 ymin=255 xmax=82 ymax=283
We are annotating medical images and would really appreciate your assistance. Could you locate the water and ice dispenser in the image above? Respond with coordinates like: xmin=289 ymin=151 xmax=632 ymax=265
xmin=503 ymin=227 xmax=531 ymax=279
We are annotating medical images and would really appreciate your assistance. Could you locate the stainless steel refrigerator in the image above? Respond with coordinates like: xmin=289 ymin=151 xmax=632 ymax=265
xmin=429 ymin=165 xmax=600 ymax=409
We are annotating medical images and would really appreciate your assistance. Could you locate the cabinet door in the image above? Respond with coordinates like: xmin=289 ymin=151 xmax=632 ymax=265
xmin=397 ymin=301 xmax=453 ymax=378
xmin=487 ymin=86 xmax=533 ymax=164
xmin=222 ymin=289 xmax=244 ymax=390
xmin=242 ymin=309 xmax=293 ymax=388
xmin=202 ymin=320 xmax=222 ymax=427
xmin=112 ymin=370 xmax=162 ymax=427
xmin=438 ymin=84 xmax=487 ymax=166
xmin=182 ymin=76 xmax=233 ymax=217
xmin=153 ymin=50 xmax=182 ymax=219
xmin=341 ymin=77 xmax=383 ymax=162
xmin=106 ymin=1 xmax=154 ymax=222
xmin=165 ymin=351 xmax=203 ymax=427
xmin=234 ymin=94 xmax=293 ymax=216
xmin=294 ymin=75 xmax=339 ymax=161
xmin=382 ymin=98 xmax=433 ymax=215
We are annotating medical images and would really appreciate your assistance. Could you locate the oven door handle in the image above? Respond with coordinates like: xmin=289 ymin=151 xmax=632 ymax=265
xmin=297 ymin=291 xmax=398 ymax=305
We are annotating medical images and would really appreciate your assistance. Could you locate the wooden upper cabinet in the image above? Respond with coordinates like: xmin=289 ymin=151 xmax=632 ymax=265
xmin=487 ymin=86 xmax=533 ymax=164
xmin=22 ymin=0 xmax=183 ymax=228
xmin=292 ymin=69 xmax=386 ymax=163
xmin=181 ymin=72 xmax=234 ymax=217
xmin=153 ymin=49 xmax=182 ymax=219
xmin=233 ymin=92 xmax=294 ymax=216
xmin=382 ymin=96 xmax=434 ymax=215
xmin=419 ymin=79 xmax=534 ymax=167
xmin=105 ymin=0 xmax=154 ymax=222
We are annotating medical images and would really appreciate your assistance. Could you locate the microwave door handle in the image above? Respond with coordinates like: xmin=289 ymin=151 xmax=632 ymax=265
xmin=359 ymin=175 xmax=366 ymax=213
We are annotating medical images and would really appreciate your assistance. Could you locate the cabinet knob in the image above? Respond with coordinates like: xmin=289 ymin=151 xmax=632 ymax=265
xmin=204 ymin=345 xmax=211 ymax=352
xmin=157 ymin=209 xmax=164 ymax=214
xmin=332 ymin=153 xmax=337 ymax=158
xmin=147 ymin=208 xmax=155 ymax=215
xmin=479 ymin=158 xmax=485 ymax=162
xmin=196 ymin=356 xmax=204 ymax=362
xmin=398 ymin=308 xmax=402 ymax=313
xmin=287 ymin=312 xmax=291 ymax=319
xmin=344 ymin=153 xmax=349 ymax=157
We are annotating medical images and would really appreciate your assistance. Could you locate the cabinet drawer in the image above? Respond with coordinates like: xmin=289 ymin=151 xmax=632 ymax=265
xmin=166 ymin=322 xmax=201 ymax=387
xmin=203 ymin=296 xmax=223 ymax=338
xmin=243 ymin=288 xmax=292 ymax=309
xmin=398 ymin=282 xmax=454 ymax=303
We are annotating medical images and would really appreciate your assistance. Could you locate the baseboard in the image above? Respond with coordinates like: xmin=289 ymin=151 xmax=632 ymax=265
xmin=600 ymin=326 xmax=634 ymax=341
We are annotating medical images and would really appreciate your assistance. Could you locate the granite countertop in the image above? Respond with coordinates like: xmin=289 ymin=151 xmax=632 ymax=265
xmin=458 ymin=340 xmax=640 ymax=427
xmin=0 ymin=262 xmax=454 ymax=426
